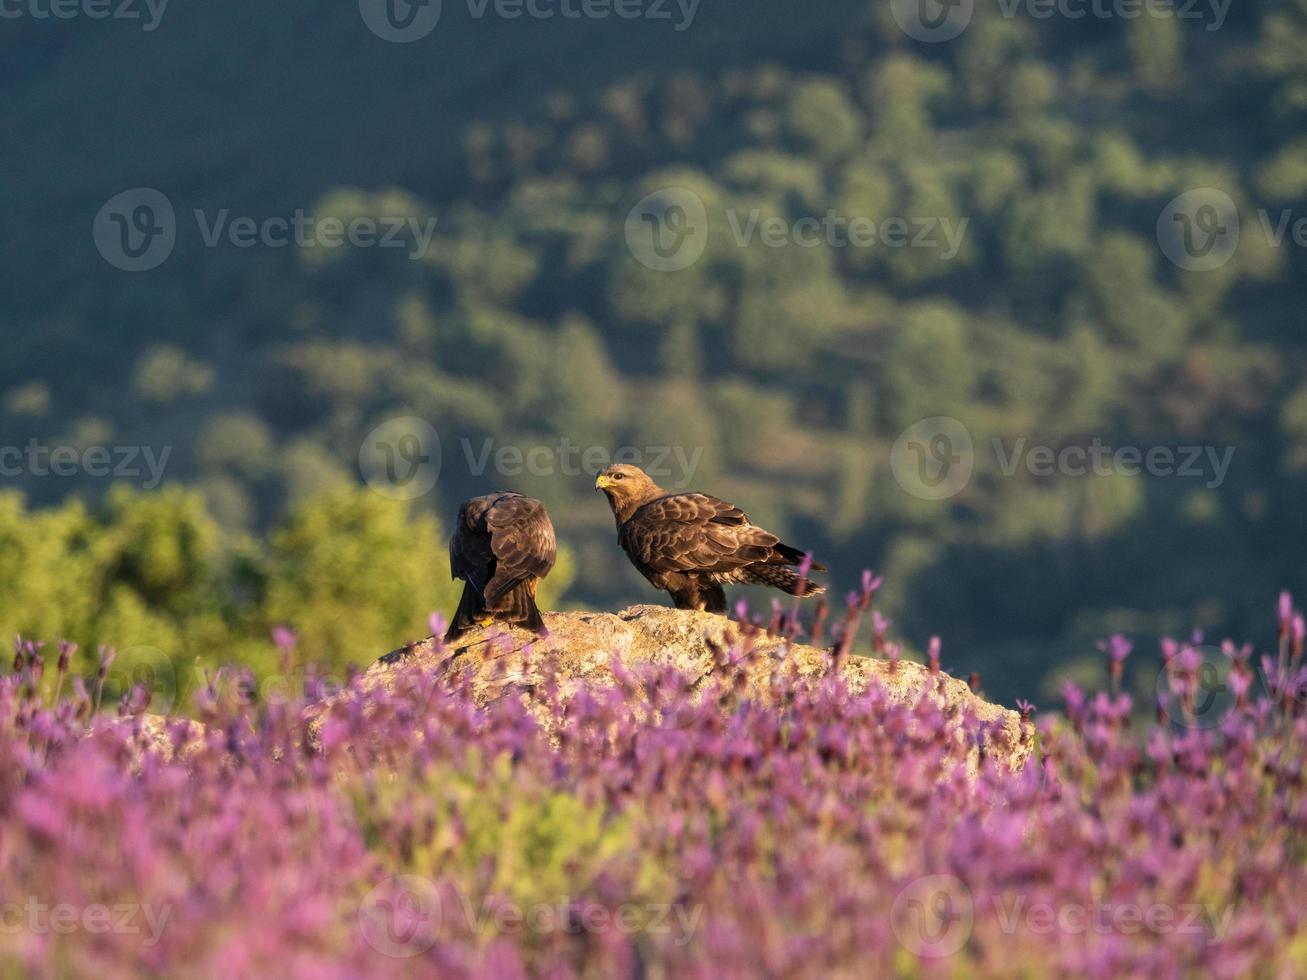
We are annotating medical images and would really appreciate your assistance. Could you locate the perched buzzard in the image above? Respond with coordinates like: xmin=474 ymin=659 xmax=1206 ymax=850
xmin=446 ymin=492 xmax=556 ymax=641
xmin=595 ymin=463 xmax=825 ymax=614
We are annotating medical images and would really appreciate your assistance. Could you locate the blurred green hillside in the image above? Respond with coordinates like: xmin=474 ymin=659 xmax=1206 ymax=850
xmin=4 ymin=0 xmax=1307 ymax=702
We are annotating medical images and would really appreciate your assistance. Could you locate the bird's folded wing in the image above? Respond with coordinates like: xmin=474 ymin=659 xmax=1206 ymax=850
xmin=485 ymin=496 xmax=557 ymax=601
xmin=621 ymin=494 xmax=780 ymax=573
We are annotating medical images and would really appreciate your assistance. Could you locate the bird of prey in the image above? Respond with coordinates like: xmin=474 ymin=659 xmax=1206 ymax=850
xmin=446 ymin=492 xmax=556 ymax=641
xmin=594 ymin=463 xmax=825 ymax=614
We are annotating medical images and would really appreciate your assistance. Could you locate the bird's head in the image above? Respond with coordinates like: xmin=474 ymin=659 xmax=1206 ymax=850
xmin=594 ymin=463 xmax=664 ymax=522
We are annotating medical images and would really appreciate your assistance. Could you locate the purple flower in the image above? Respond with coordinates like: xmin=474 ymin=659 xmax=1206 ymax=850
xmin=1160 ymin=636 xmax=1179 ymax=662
xmin=861 ymin=569 xmax=884 ymax=597
xmin=0 ymin=590 xmax=1299 ymax=977
xmin=271 ymin=626 xmax=297 ymax=652
xmin=1097 ymin=634 xmax=1133 ymax=664
xmin=1062 ymin=679 xmax=1085 ymax=716
xmin=56 ymin=640 xmax=76 ymax=674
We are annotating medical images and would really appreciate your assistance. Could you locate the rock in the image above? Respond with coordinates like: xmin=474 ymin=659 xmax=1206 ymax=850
xmin=117 ymin=713 xmax=206 ymax=769
xmin=346 ymin=605 xmax=1033 ymax=771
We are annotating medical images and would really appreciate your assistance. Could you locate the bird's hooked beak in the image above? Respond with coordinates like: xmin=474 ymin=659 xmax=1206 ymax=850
xmin=594 ymin=473 xmax=614 ymax=492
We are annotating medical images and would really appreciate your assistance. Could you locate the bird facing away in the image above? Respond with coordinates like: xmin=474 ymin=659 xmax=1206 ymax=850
xmin=594 ymin=463 xmax=826 ymax=614
xmin=446 ymin=492 xmax=557 ymax=641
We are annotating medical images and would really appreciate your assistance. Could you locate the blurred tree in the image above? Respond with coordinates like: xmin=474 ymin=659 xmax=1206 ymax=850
xmin=864 ymin=54 xmax=949 ymax=143
xmin=132 ymin=346 xmax=215 ymax=403
xmin=543 ymin=315 xmax=624 ymax=444
xmin=195 ymin=412 xmax=276 ymax=477
xmin=1280 ymin=383 xmax=1307 ymax=472
xmin=101 ymin=485 xmax=223 ymax=615
xmin=999 ymin=62 xmax=1059 ymax=120
xmin=725 ymin=152 xmax=826 ymax=212
xmin=657 ymin=319 xmax=703 ymax=379
xmin=956 ymin=15 xmax=1035 ymax=108
xmin=3 ymin=381 xmax=51 ymax=417
xmin=882 ymin=302 xmax=975 ymax=431
xmin=1128 ymin=15 xmax=1183 ymax=92
xmin=1076 ymin=232 xmax=1188 ymax=362
xmin=783 ymin=79 xmax=863 ymax=161
xmin=566 ymin=123 xmax=612 ymax=175
xmin=262 ymin=487 xmax=460 ymax=669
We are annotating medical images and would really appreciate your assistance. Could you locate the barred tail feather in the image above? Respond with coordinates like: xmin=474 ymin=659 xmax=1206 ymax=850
xmin=745 ymin=564 xmax=826 ymax=597
xmin=773 ymin=543 xmax=827 ymax=572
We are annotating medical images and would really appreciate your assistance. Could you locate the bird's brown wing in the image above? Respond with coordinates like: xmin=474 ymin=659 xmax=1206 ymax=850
xmin=449 ymin=496 xmax=497 ymax=592
xmin=484 ymin=494 xmax=557 ymax=605
xmin=618 ymin=493 xmax=780 ymax=574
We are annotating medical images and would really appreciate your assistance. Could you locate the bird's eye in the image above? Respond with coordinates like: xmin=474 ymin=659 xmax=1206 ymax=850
xmin=613 ymin=473 xmax=623 ymax=480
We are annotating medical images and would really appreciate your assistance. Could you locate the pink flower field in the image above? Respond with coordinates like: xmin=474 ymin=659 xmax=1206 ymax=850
xmin=1 ymin=591 xmax=1304 ymax=979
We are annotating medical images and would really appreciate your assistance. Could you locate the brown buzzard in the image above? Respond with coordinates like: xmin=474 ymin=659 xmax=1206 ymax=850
xmin=446 ymin=492 xmax=556 ymax=640
xmin=595 ymin=463 xmax=825 ymax=614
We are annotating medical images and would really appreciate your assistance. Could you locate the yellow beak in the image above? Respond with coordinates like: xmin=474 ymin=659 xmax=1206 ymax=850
xmin=594 ymin=473 xmax=614 ymax=491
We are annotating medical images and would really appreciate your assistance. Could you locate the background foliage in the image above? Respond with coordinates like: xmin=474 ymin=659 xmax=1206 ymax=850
xmin=4 ymin=0 xmax=1307 ymax=700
